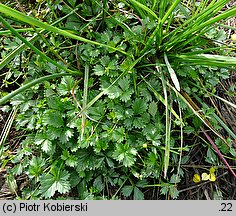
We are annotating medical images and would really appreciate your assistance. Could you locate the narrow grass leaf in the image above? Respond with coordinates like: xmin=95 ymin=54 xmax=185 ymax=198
xmin=174 ymin=54 xmax=236 ymax=67
xmin=0 ymin=8 xmax=77 ymax=70
xmin=164 ymin=53 xmax=180 ymax=91
xmin=158 ymin=66 xmax=171 ymax=178
xmin=0 ymin=16 xmax=81 ymax=75
xmin=141 ymin=75 xmax=180 ymax=121
xmin=128 ymin=0 xmax=158 ymax=19
xmin=0 ymin=3 xmax=128 ymax=56
xmin=0 ymin=107 xmax=17 ymax=148
xmin=81 ymin=64 xmax=89 ymax=141
xmin=160 ymin=0 xmax=181 ymax=25
xmin=0 ymin=73 xmax=70 ymax=105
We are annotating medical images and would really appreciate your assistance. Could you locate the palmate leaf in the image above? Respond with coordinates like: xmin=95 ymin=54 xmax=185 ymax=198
xmin=118 ymin=76 xmax=130 ymax=91
xmin=122 ymin=185 xmax=133 ymax=197
xmin=93 ymin=175 xmax=104 ymax=193
xmin=122 ymin=185 xmax=145 ymax=200
xmin=93 ymin=65 xmax=105 ymax=76
xmin=58 ymin=76 xmax=76 ymax=96
xmin=120 ymin=90 xmax=133 ymax=102
xmin=107 ymin=86 xmax=122 ymax=99
xmin=148 ymin=101 xmax=157 ymax=117
xmin=28 ymin=156 xmax=46 ymax=180
xmin=61 ymin=150 xmax=78 ymax=168
xmin=46 ymin=126 xmax=62 ymax=140
xmin=113 ymin=143 xmax=137 ymax=167
xmin=35 ymin=134 xmax=55 ymax=155
xmin=118 ymin=76 xmax=133 ymax=102
xmin=59 ymin=128 xmax=74 ymax=144
xmin=76 ymin=148 xmax=105 ymax=171
xmin=132 ymin=113 xmax=150 ymax=129
xmin=41 ymin=139 xmax=54 ymax=154
xmin=112 ymin=127 xmax=125 ymax=143
xmin=132 ymin=98 xmax=148 ymax=115
xmin=39 ymin=167 xmax=71 ymax=198
xmin=47 ymin=97 xmax=65 ymax=111
xmin=42 ymin=110 xmax=64 ymax=128
xmin=134 ymin=187 xmax=144 ymax=200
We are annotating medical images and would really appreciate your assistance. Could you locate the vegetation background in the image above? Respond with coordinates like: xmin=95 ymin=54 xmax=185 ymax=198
xmin=0 ymin=0 xmax=236 ymax=200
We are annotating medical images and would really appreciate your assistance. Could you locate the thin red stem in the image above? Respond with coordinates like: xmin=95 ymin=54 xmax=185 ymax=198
xmin=201 ymin=127 xmax=236 ymax=179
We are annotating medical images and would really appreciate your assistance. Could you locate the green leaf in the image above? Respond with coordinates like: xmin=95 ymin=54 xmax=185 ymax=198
xmin=170 ymin=174 xmax=181 ymax=184
xmin=107 ymin=86 xmax=122 ymax=99
xmin=58 ymin=76 xmax=75 ymax=96
xmin=35 ymin=134 xmax=46 ymax=145
xmin=69 ymin=171 xmax=80 ymax=188
xmin=67 ymin=0 xmax=76 ymax=7
xmin=148 ymin=101 xmax=157 ymax=117
xmin=118 ymin=76 xmax=134 ymax=102
xmin=122 ymin=185 xmax=133 ymax=197
xmin=118 ymin=76 xmax=130 ymax=91
xmin=120 ymin=90 xmax=133 ymax=102
xmin=93 ymin=65 xmax=105 ymax=76
xmin=169 ymin=186 xmax=179 ymax=199
xmin=132 ymin=117 xmax=145 ymax=129
xmin=47 ymin=97 xmax=65 ymax=111
xmin=76 ymin=148 xmax=104 ymax=171
xmin=46 ymin=127 xmax=63 ymax=140
xmin=61 ymin=150 xmax=78 ymax=167
xmin=93 ymin=175 xmax=104 ymax=193
xmin=12 ymin=163 xmax=23 ymax=176
xmin=59 ymin=128 xmax=74 ymax=144
xmin=41 ymin=139 xmax=54 ymax=154
xmin=40 ymin=167 xmax=71 ymax=198
xmin=134 ymin=187 xmax=144 ymax=200
xmin=132 ymin=98 xmax=147 ymax=115
xmin=113 ymin=143 xmax=137 ymax=167
xmin=10 ymin=94 xmax=26 ymax=106
xmin=28 ymin=157 xmax=45 ymax=180
xmin=184 ymin=126 xmax=195 ymax=134
xmin=164 ymin=53 xmax=180 ymax=91
xmin=42 ymin=110 xmax=64 ymax=128
xmin=6 ymin=172 xmax=17 ymax=194
xmin=136 ymin=179 xmax=148 ymax=188
xmin=205 ymin=148 xmax=218 ymax=164
xmin=112 ymin=127 xmax=125 ymax=143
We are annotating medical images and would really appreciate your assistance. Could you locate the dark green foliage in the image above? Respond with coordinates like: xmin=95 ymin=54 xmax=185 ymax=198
xmin=0 ymin=0 xmax=236 ymax=200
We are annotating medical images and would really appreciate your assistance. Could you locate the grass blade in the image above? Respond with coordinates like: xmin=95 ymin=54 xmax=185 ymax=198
xmin=127 ymin=0 xmax=158 ymax=19
xmin=0 ymin=107 xmax=17 ymax=149
xmin=164 ymin=53 xmax=180 ymax=91
xmin=160 ymin=0 xmax=181 ymax=25
xmin=0 ymin=73 xmax=70 ymax=105
xmin=0 ymin=16 xmax=81 ymax=75
xmin=158 ymin=66 xmax=171 ymax=178
xmin=0 ymin=3 xmax=129 ymax=56
xmin=173 ymin=54 xmax=236 ymax=68
xmin=81 ymin=64 xmax=89 ymax=141
xmin=0 ymin=8 xmax=78 ymax=70
xmin=141 ymin=75 xmax=180 ymax=121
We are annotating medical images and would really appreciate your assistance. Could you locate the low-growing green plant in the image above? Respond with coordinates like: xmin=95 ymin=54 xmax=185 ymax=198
xmin=0 ymin=0 xmax=236 ymax=199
